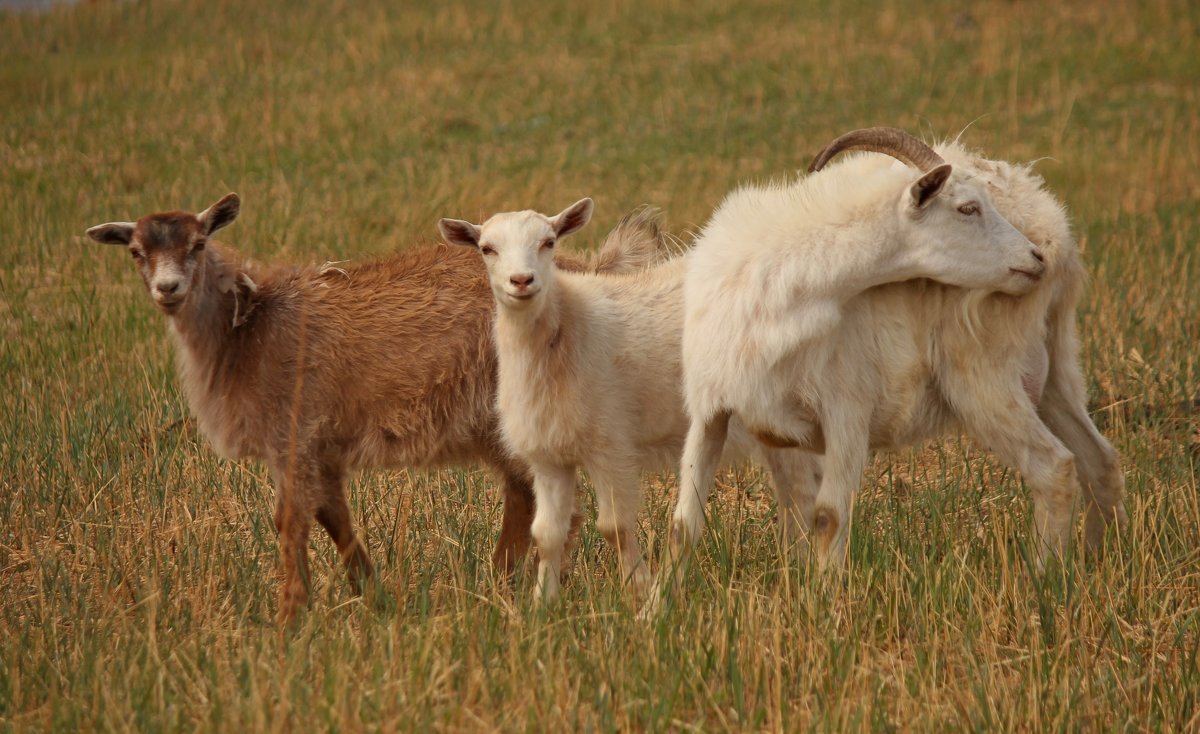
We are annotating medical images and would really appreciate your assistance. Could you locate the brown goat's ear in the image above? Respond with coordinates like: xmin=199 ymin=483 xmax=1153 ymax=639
xmin=198 ymin=193 xmax=241 ymax=235
xmin=439 ymin=218 xmax=481 ymax=248
xmin=551 ymin=198 xmax=593 ymax=238
xmin=909 ymin=164 xmax=952 ymax=211
xmin=86 ymin=222 xmax=136 ymax=245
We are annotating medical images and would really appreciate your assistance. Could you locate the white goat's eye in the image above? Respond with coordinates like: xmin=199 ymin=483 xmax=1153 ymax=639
xmin=540 ymin=238 xmax=555 ymax=250
xmin=958 ymin=203 xmax=980 ymax=216
xmin=480 ymin=244 xmax=497 ymax=256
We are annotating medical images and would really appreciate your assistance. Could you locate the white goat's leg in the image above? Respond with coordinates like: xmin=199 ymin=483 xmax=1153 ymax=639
xmin=1038 ymin=382 xmax=1126 ymax=550
xmin=761 ymin=448 xmax=821 ymax=552
xmin=671 ymin=410 xmax=732 ymax=549
xmin=529 ymin=463 xmax=577 ymax=605
xmin=948 ymin=373 xmax=1080 ymax=566
xmin=589 ymin=461 xmax=651 ymax=598
xmin=810 ymin=412 xmax=870 ymax=569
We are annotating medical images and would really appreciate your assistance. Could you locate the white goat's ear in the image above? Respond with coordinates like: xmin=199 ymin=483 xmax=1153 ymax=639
xmin=198 ymin=192 xmax=241 ymax=235
xmin=551 ymin=198 xmax=594 ymax=238
xmin=86 ymin=222 xmax=136 ymax=245
xmin=909 ymin=164 xmax=952 ymax=210
xmin=439 ymin=218 xmax=481 ymax=248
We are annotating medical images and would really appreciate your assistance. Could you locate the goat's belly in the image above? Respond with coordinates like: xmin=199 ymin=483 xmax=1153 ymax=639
xmin=868 ymin=400 xmax=957 ymax=451
xmin=501 ymin=413 xmax=587 ymax=467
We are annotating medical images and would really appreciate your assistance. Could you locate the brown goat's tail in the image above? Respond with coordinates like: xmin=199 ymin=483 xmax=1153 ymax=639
xmin=589 ymin=207 xmax=675 ymax=274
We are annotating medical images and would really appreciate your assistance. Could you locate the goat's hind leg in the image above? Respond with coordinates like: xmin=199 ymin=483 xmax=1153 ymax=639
xmin=948 ymin=373 xmax=1081 ymax=566
xmin=1038 ymin=376 xmax=1126 ymax=551
xmin=492 ymin=464 xmax=535 ymax=574
xmin=314 ymin=461 xmax=374 ymax=596
xmin=590 ymin=460 xmax=651 ymax=599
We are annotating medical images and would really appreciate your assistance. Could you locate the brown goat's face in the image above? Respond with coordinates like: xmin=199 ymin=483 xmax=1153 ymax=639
xmin=87 ymin=193 xmax=241 ymax=315
xmin=126 ymin=213 xmax=207 ymax=313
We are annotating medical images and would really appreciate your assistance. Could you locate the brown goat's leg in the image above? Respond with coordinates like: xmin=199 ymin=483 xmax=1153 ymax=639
xmin=275 ymin=493 xmax=313 ymax=627
xmin=315 ymin=462 xmax=374 ymax=596
xmin=271 ymin=460 xmax=321 ymax=626
xmin=493 ymin=466 xmax=535 ymax=573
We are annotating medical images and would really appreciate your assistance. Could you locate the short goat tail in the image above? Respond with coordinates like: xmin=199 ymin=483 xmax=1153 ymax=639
xmin=589 ymin=206 xmax=675 ymax=274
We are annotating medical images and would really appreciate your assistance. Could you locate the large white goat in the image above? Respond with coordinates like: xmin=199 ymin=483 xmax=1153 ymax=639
xmin=670 ymin=127 xmax=1125 ymax=572
xmin=85 ymin=194 xmax=662 ymax=624
xmin=439 ymin=204 xmax=821 ymax=603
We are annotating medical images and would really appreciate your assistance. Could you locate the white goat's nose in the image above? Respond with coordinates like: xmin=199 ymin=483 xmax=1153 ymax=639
xmin=510 ymin=273 xmax=535 ymax=288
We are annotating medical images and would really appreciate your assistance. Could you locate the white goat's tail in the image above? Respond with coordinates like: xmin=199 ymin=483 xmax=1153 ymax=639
xmin=590 ymin=207 xmax=675 ymax=274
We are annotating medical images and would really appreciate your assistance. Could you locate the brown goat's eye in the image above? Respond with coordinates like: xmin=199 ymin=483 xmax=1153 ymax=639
xmin=130 ymin=249 xmax=145 ymax=261
xmin=480 ymin=244 xmax=497 ymax=256
xmin=958 ymin=203 xmax=980 ymax=216
xmin=193 ymin=239 xmax=207 ymax=251
xmin=540 ymin=238 xmax=555 ymax=250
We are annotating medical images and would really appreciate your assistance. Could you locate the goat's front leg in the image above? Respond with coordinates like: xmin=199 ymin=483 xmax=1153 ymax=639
xmin=314 ymin=461 xmax=373 ymax=596
xmin=946 ymin=370 xmax=1080 ymax=566
xmin=671 ymin=410 xmax=732 ymax=549
xmin=271 ymin=459 xmax=319 ymax=626
xmin=810 ymin=410 xmax=870 ymax=568
xmin=529 ymin=463 xmax=577 ymax=605
xmin=761 ymin=447 xmax=822 ymax=552
xmin=642 ymin=412 xmax=732 ymax=616
xmin=589 ymin=460 xmax=651 ymax=599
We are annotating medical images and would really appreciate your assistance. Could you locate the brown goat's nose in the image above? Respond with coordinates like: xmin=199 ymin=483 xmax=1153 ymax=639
xmin=510 ymin=273 xmax=535 ymax=288
xmin=1031 ymin=248 xmax=1045 ymax=264
xmin=156 ymin=281 xmax=181 ymax=295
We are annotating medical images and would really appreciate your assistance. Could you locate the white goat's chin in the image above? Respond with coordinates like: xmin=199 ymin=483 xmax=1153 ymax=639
xmin=504 ymin=289 xmax=539 ymax=305
xmin=1003 ymin=269 xmax=1042 ymax=295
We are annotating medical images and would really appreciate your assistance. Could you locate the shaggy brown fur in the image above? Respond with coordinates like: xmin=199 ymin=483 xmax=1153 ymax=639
xmin=87 ymin=193 xmax=665 ymax=624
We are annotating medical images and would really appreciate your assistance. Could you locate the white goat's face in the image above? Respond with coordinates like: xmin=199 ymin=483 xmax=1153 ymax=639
xmin=87 ymin=193 xmax=241 ymax=315
xmin=901 ymin=167 xmax=1045 ymax=296
xmin=440 ymin=198 xmax=594 ymax=311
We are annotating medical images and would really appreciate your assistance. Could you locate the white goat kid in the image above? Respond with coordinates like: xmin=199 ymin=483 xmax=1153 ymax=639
xmin=443 ymin=200 xmax=656 ymax=602
xmin=672 ymin=127 xmax=1075 ymax=572
xmin=440 ymin=202 xmax=819 ymax=603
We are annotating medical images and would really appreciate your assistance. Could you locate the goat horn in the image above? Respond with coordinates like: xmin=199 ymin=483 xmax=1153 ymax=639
xmin=807 ymin=127 xmax=946 ymax=174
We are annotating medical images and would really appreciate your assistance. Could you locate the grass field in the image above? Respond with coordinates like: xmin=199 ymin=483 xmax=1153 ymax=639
xmin=2 ymin=0 xmax=1198 ymax=730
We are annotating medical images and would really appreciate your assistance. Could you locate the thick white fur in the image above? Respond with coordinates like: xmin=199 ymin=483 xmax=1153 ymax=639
xmin=444 ymin=205 xmax=819 ymax=603
xmin=672 ymin=142 xmax=1126 ymax=571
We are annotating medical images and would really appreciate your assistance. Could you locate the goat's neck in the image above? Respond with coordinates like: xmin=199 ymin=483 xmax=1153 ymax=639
xmin=805 ymin=215 xmax=929 ymax=300
xmin=166 ymin=245 xmax=256 ymax=384
xmin=494 ymin=293 xmax=563 ymax=354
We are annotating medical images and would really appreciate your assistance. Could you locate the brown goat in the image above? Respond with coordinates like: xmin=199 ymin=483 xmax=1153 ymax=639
xmin=86 ymin=193 xmax=666 ymax=623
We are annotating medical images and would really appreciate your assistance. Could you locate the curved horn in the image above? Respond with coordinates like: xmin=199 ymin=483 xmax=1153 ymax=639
xmin=807 ymin=127 xmax=946 ymax=174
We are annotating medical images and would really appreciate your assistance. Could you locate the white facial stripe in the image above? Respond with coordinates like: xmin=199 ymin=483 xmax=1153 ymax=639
xmin=150 ymin=258 xmax=188 ymax=299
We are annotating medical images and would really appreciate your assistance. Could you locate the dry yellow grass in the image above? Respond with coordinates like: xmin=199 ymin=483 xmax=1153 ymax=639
xmin=1 ymin=0 xmax=1197 ymax=730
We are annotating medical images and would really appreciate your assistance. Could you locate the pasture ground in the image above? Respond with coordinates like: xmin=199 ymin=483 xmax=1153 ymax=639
xmin=2 ymin=0 xmax=1198 ymax=730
